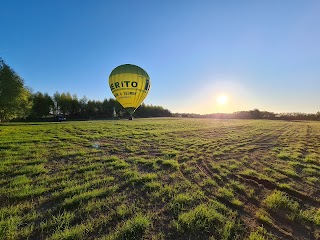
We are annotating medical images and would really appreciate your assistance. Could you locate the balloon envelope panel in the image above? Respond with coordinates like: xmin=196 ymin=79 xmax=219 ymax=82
xmin=109 ymin=64 xmax=151 ymax=114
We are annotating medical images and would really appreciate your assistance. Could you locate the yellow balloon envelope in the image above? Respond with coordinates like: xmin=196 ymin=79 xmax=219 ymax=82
xmin=109 ymin=64 xmax=151 ymax=117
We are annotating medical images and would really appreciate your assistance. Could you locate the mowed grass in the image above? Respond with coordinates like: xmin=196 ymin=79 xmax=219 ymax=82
xmin=0 ymin=118 xmax=319 ymax=239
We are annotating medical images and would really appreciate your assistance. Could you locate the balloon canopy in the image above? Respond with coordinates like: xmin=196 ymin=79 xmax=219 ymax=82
xmin=109 ymin=64 xmax=151 ymax=117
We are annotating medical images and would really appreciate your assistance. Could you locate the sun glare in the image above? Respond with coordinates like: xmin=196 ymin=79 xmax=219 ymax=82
xmin=217 ymin=95 xmax=228 ymax=105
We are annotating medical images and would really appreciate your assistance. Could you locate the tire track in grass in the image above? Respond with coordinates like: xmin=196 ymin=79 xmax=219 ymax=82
xmin=236 ymin=173 xmax=318 ymax=239
xmin=230 ymin=126 xmax=319 ymax=239
xmin=231 ymin=126 xmax=319 ymax=240
xmin=248 ymin=123 xmax=320 ymax=201
xmin=233 ymin=124 xmax=318 ymax=200
xmin=184 ymin=124 xmax=295 ymax=238
xmin=195 ymin=140 xmax=307 ymax=240
xmin=179 ymin=161 xmax=293 ymax=239
xmin=238 ymin=174 xmax=319 ymax=206
xmin=236 ymin=123 xmax=290 ymax=156
xmin=200 ymin=160 xmax=298 ymax=239
xmin=229 ymin=171 xmax=307 ymax=240
xmin=301 ymin=125 xmax=312 ymax=158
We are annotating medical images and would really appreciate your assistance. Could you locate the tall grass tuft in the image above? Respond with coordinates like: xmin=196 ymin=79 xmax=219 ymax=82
xmin=263 ymin=190 xmax=300 ymax=220
xmin=173 ymin=203 xmax=225 ymax=237
xmin=108 ymin=214 xmax=150 ymax=240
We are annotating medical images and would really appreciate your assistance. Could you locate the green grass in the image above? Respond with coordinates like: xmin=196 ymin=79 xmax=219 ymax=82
xmin=247 ymin=227 xmax=276 ymax=240
xmin=173 ymin=203 xmax=226 ymax=236
xmin=104 ymin=214 xmax=150 ymax=240
xmin=263 ymin=190 xmax=299 ymax=211
xmin=263 ymin=190 xmax=301 ymax=221
xmin=256 ymin=209 xmax=273 ymax=225
xmin=1 ymin=118 xmax=320 ymax=239
xmin=170 ymin=193 xmax=196 ymax=214
xmin=300 ymin=207 xmax=320 ymax=226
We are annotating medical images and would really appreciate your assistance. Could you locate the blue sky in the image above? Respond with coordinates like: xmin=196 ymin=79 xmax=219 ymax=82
xmin=1 ymin=0 xmax=319 ymax=114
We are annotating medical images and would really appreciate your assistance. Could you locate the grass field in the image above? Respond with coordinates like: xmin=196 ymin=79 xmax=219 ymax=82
xmin=0 ymin=118 xmax=319 ymax=239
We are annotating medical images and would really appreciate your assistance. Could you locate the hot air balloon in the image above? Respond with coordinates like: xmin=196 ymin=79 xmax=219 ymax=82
xmin=109 ymin=64 xmax=151 ymax=120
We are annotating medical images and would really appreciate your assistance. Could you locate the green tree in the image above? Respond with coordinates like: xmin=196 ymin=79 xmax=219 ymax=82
xmin=86 ymin=100 xmax=97 ymax=118
xmin=31 ymin=92 xmax=54 ymax=118
xmin=0 ymin=58 xmax=32 ymax=121
xmin=53 ymin=91 xmax=61 ymax=115
xmin=102 ymin=98 xmax=112 ymax=117
xmin=79 ymin=96 xmax=88 ymax=116
xmin=59 ymin=92 xmax=72 ymax=116
xmin=69 ymin=94 xmax=81 ymax=118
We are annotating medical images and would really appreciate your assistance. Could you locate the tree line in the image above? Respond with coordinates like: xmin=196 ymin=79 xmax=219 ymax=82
xmin=174 ymin=109 xmax=320 ymax=121
xmin=29 ymin=91 xmax=172 ymax=120
xmin=0 ymin=58 xmax=171 ymax=122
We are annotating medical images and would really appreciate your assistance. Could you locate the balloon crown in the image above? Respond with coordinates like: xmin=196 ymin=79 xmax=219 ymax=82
xmin=109 ymin=64 xmax=150 ymax=79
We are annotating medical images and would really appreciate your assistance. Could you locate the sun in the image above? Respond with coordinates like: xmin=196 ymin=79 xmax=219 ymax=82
xmin=217 ymin=95 xmax=228 ymax=105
